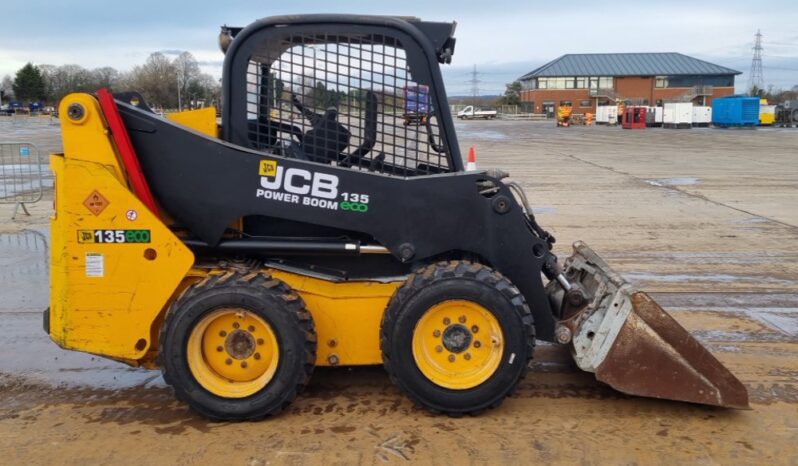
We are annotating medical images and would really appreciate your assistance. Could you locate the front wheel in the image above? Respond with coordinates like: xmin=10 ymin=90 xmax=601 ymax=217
xmin=380 ymin=261 xmax=534 ymax=415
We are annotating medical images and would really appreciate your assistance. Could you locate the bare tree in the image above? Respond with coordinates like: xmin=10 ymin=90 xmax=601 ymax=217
xmin=1 ymin=75 xmax=14 ymax=103
xmin=92 ymin=67 xmax=120 ymax=89
xmin=173 ymin=51 xmax=200 ymax=109
xmin=40 ymin=64 xmax=96 ymax=102
xmin=186 ymin=73 xmax=221 ymax=108
xmin=129 ymin=52 xmax=178 ymax=108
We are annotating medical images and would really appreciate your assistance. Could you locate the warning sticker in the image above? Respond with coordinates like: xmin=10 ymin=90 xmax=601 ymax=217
xmin=83 ymin=190 xmax=110 ymax=216
xmin=85 ymin=253 xmax=104 ymax=277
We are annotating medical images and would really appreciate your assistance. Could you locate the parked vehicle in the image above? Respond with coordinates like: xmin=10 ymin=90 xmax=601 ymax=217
xmin=403 ymin=84 xmax=430 ymax=126
xmin=775 ymin=100 xmax=798 ymax=127
xmin=457 ymin=105 xmax=497 ymax=119
xmin=46 ymin=14 xmax=748 ymax=421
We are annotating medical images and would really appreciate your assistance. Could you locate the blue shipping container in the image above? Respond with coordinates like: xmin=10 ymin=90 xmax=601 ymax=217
xmin=712 ymin=95 xmax=759 ymax=126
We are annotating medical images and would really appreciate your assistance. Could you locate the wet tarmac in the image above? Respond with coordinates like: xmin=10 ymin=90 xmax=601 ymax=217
xmin=0 ymin=118 xmax=797 ymax=464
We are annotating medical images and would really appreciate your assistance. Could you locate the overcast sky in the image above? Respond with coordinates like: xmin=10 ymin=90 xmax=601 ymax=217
xmin=1 ymin=0 xmax=796 ymax=95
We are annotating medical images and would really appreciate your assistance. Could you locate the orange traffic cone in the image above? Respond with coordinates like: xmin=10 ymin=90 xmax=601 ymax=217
xmin=466 ymin=147 xmax=477 ymax=171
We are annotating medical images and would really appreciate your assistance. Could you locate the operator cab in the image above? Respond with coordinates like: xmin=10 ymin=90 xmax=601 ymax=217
xmin=219 ymin=16 xmax=462 ymax=176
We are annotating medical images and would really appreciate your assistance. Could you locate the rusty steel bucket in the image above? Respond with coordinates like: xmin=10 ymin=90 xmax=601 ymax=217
xmin=549 ymin=241 xmax=749 ymax=409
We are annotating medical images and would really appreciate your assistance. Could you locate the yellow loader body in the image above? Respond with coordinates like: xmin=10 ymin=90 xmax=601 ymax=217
xmin=49 ymin=93 xmax=396 ymax=368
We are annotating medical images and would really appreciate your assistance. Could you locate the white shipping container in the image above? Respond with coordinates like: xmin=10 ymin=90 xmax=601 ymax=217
xmin=663 ymin=103 xmax=693 ymax=128
xmin=596 ymin=105 xmax=618 ymax=124
xmin=692 ymin=106 xmax=712 ymax=126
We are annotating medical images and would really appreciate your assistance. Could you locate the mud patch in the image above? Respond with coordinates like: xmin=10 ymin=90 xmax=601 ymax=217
xmin=748 ymin=383 xmax=798 ymax=404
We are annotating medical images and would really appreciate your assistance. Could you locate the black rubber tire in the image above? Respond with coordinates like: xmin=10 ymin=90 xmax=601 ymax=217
xmin=159 ymin=271 xmax=316 ymax=421
xmin=380 ymin=261 xmax=534 ymax=415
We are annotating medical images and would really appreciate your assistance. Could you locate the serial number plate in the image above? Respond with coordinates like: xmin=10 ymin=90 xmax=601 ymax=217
xmin=78 ymin=229 xmax=151 ymax=244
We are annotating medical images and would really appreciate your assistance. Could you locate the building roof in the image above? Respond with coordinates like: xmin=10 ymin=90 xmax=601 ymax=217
xmin=519 ymin=53 xmax=741 ymax=80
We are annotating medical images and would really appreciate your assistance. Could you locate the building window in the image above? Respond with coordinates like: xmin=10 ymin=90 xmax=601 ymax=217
xmin=655 ymin=76 xmax=668 ymax=88
xmin=580 ymin=100 xmax=591 ymax=107
xmin=589 ymin=77 xmax=613 ymax=89
xmin=559 ymin=100 xmax=572 ymax=106
xmin=655 ymin=99 xmax=663 ymax=107
xmin=538 ymin=78 xmax=548 ymax=89
xmin=575 ymin=77 xmax=587 ymax=89
xmin=599 ymin=77 xmax=613 ymax=89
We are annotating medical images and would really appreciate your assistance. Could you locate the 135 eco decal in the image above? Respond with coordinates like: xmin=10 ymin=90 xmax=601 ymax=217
xmin=255 ymin=159 xmax=370 ymax=213
xmin=78 ymin=230 xmax=152 ymax=244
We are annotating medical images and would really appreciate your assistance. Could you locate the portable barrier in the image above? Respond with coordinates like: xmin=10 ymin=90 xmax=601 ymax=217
xmin=0 ymin=142 xmax=44 ymax=219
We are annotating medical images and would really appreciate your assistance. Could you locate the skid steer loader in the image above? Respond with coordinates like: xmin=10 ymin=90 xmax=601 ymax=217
xmin=46 ymin=14 xmax=748 ymax=420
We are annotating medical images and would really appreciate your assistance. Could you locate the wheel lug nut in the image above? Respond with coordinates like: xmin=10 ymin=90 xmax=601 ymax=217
xmin=448 ymin=355 xmax=455 ymax=362
xmin=219 ymin=330 xmax=227 ymax=337
xmin=433 ymin=330 xmax=441 ymax=337
xmin=464 ymin=353 xmax=471 ymax=360
xmin=225 ymin=358 xmax=232 ymax=365
xmin=474 ymin=341 xmax=481 ymax=348
xmin=232 ymin=322 xmax=240 ymax=329
xmin=458 ymin=315 xmax=466 ymax=323
xmin=435 ymin=345 xmax=443 ymax=353
xmin=248 ymin=325 xmax=255 ymax=332
xmin=216 ymin=346 xmax=223 ymax=352
xmin=471 ymin=325 xmax=479 ymax=333
xmin=254 ymin=353 xmax=261 ymax=360
xmin=257 ymin=338 xmax=264 ymax=345
xmin=443 ymin=317 xmax=451 ymax=325
xmin=241 ymin=361 xmax=248 ymax=368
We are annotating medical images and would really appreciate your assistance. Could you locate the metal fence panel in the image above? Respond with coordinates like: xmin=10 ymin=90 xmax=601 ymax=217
xmin=0 ymin=142 xmax=44 ymax=218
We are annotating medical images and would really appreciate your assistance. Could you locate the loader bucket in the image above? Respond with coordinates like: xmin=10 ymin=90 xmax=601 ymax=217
xmin=554 ymin=241 xmax=749 ymax=409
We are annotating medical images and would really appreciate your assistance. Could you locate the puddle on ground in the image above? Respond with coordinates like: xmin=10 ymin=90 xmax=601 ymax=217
xmin=623 ymin=271 xmax=795 ymax=285
xmin=532 ymin=206 xmax=557 ymax=215
xmin=457 ymin=128 xmax=510 ymax=140
xmin=746 ymin=308 xmax=798 ymax=337
xmin=0 ymin=229 xmax=49 ymax=312
xmin=0 ymin=229 xmax=165 ymax=390
xmin=644 ymin=177 xmax=699 ymax=187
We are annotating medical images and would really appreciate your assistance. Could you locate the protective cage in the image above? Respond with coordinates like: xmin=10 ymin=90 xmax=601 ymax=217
xmin=226 ymin=23 xmax=456 ymax=177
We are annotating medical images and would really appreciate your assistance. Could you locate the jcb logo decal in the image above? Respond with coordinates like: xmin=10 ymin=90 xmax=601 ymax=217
xmin=259 ymin=160 xmax=278 ymax=177
xmin=259 ymin=166 xmax=339 ymax=200
xmin=78 ymin=230 xmax=95 ymax=243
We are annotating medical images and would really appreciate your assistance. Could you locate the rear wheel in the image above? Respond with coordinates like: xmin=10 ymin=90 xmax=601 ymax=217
xmin=160 ymin=271 xmax=315 ymax=421
xmin=381 ymin=261 xmax=534 ymax=415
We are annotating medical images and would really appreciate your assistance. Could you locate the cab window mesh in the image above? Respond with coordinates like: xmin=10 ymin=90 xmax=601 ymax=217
xmin=246 ymin=33 xmax=451 ymax=176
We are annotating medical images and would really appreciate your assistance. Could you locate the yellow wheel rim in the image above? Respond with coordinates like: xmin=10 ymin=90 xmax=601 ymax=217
xmin=412 ymin=300 xmax=504 ymax=390
xmin=186 ymin=308 xmax=279 ymax=398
